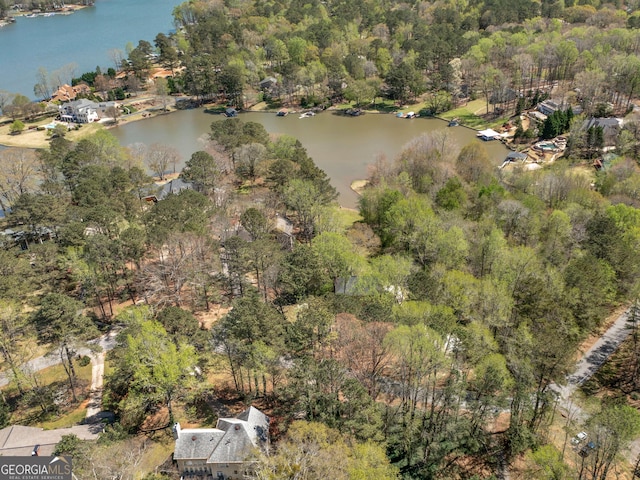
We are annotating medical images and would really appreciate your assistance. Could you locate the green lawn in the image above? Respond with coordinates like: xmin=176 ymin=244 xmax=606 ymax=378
xmin=3 ymin=360 xmax=93 ymax=427
xmin=440 ymin=99 xmax=514 ymax=130
xmin=322 ymin=205 xmax=363 ymax=234
xmin=440 ymin=99 xmax=487 ymax=128
xmin=40 ymin=406 xmax=88 ymax=430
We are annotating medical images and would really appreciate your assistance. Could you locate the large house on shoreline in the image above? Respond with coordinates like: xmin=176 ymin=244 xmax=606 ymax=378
xmin=50 ymin=83 xmax=91 ymax=103
xmin=58 ymin=99 xmax=119 ymax=123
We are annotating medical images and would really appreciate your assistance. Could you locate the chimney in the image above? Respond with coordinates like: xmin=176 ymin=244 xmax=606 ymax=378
xmin=172 ymin=423 xmax=181 ymax=440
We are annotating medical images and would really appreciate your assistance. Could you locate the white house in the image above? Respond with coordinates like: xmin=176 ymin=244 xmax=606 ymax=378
xmin=173 ymin=406 xmax=269 ymax=480
xmin=59 ymin=99 xmax=99 ymax=123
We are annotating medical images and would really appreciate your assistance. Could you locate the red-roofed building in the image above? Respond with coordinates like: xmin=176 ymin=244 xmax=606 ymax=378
xmin=50 ymin=83 xmax=91 ymax=102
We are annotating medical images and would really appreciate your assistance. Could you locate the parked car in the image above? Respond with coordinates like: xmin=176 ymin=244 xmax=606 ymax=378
xmin=572 ymin=431 xmax=588 ymax=445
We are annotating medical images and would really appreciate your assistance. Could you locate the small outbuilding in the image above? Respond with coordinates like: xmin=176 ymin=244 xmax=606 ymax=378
xmin=477 ymin=128 xmax=500 ymax=141
xmin=505 ymin=151 xmax=528 ymax=163
xmin=259 ymin=77 xmax=277 ymax=90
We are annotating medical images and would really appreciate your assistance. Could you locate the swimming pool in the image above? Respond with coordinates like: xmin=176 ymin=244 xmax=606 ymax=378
xmin=536 ymin=142 xmax=557 ymax=151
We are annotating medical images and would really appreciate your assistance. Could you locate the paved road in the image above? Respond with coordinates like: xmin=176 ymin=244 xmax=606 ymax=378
xmin=567 ymin=309 xmax=632 ymax=386
xmin=552 ymin=307 xmax=638 ymax=461
xmin=554 ymin=308 xmax=632 ymax=403
xmin=0 ymin=328 xmax=120 ymax=387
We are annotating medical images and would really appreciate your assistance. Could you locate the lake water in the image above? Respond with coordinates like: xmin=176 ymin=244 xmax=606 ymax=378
xmin=0 ymin=0 xmax=181 ymax=98
xmin=0 ymin=1 xmax=509 ymax=208
xmin=113 ymin=110 xmax=510 ymax=208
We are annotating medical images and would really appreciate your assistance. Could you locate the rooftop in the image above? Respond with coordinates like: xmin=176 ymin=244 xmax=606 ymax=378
xmin=0 ymin=424 xmax=100 ymax=457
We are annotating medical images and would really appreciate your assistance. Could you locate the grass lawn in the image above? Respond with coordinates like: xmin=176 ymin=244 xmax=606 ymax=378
xmin=135 ymin=432 xmax=175 ymax=477
xmin=4 ymin=360 xmax=93 ymax=428
xmin=440 ymin=99 xmax=515 ymax=131
xmin=322 ymin=205 xmax=362 ymax=234
xmin=39 ymin=405 xmax=88 ymax=430
xmin=0 ymin=118 xmax=104 ymax=149
xmin=440 ymin=99 xmax=488 ymax=129
xmin=366 ymin=99 xmax=403 ymax=113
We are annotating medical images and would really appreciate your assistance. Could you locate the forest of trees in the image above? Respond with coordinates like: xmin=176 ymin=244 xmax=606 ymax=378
xmin=140 ymin=0 xmax=640 ymax=118
xmin=3 ymin=0 xmax=640 ymax=478
xmin=1 ymin=112 xmax=640 ymax=477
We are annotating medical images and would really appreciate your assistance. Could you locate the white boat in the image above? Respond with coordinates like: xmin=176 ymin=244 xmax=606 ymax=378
xmin=299 ymin=111 xmax=315 ymax=119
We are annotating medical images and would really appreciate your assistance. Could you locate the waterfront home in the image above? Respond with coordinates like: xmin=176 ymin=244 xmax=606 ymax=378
xmin=58 ymin=99 xmax=119 ymax=123
xmin=173 ymin=406 xmax=269 ymax=479
xmin=143 ymin=178 xmax=194 ymax=203
xmin=50 ymin=83 xmax=91 ymax=103
xmin=59 ymin=98 xmax=99 ymax=123
xmin=96 ymin=101 xmax=120 ymax=117
xmin=504 ymin=151 xmax=528 ymax=163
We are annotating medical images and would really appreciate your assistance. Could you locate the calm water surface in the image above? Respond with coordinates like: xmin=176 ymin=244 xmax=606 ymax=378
xmin=113 ymin=110 xmax=509 ymax=208
xmin=0 ymin=0 xmax=181 ymax=98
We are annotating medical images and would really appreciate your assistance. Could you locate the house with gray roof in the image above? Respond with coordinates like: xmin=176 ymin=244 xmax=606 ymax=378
xmin=0 ymin=424 xmax=100 ymax=457
xmin=58 ymin=99 xmax=120 ymax=124
xmin=173 ymin=406 xmax=269 ymax=479
xmin=59 ymin=98 xmax=99 ymax=123
xmin=581 ymin=117 xmax=624 ymax=147
xmin=143 ymin=178 xmax=194 ymax=203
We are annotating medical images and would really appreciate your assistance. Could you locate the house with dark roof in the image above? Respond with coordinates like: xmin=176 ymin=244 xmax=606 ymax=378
xmin=581 ymin=117 xmax=624 ymax=147
xmin=143 ymin=178 xmax=194 ymax=203
xmin=537 ymin=100 xmax=561 ymax=116
xmin=505 ymin=151 xmax=528 ymax=163
xmin=259 ymin=77 xmax=277 ymax=90
xmin=173 ymin=406 xmax=269 ymax=479
xmin=0 ymin=424 xmax=100 ymax=457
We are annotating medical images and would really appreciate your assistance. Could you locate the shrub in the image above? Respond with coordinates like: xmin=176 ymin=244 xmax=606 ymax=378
xmin=9 ymin=120 xmax=25 ymax=135
xmin=77 ymin=355 xmax=91 ymax=367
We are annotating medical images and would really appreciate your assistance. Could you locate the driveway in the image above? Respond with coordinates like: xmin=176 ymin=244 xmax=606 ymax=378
xmin=567 ymin=309 xmax=632 ymax=386
xmin=0 ymin=328 xmax=120 ymax=387
xmin=552 ymin=307 xmax=639 ymax=460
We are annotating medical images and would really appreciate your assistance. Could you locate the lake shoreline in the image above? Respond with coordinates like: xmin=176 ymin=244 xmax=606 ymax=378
xmin=0 ymin=95 xmax=449 ymax=149
xmin=1 ymin=4 xmax=89 ymax=26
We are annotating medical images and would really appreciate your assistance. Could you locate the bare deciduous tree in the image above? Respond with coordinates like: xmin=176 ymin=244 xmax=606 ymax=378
xmin=0 ymin=148 xmax=40 ymax=212
xmin=235 ymin=142 xmax=266 ymax=183
xmin=145 ymin=143 xmax=181 ymax=180
xmin=155 ymin=77 xmax=172 ymax=112
xmin=108 ymin=48 xmax=125 ymax=72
